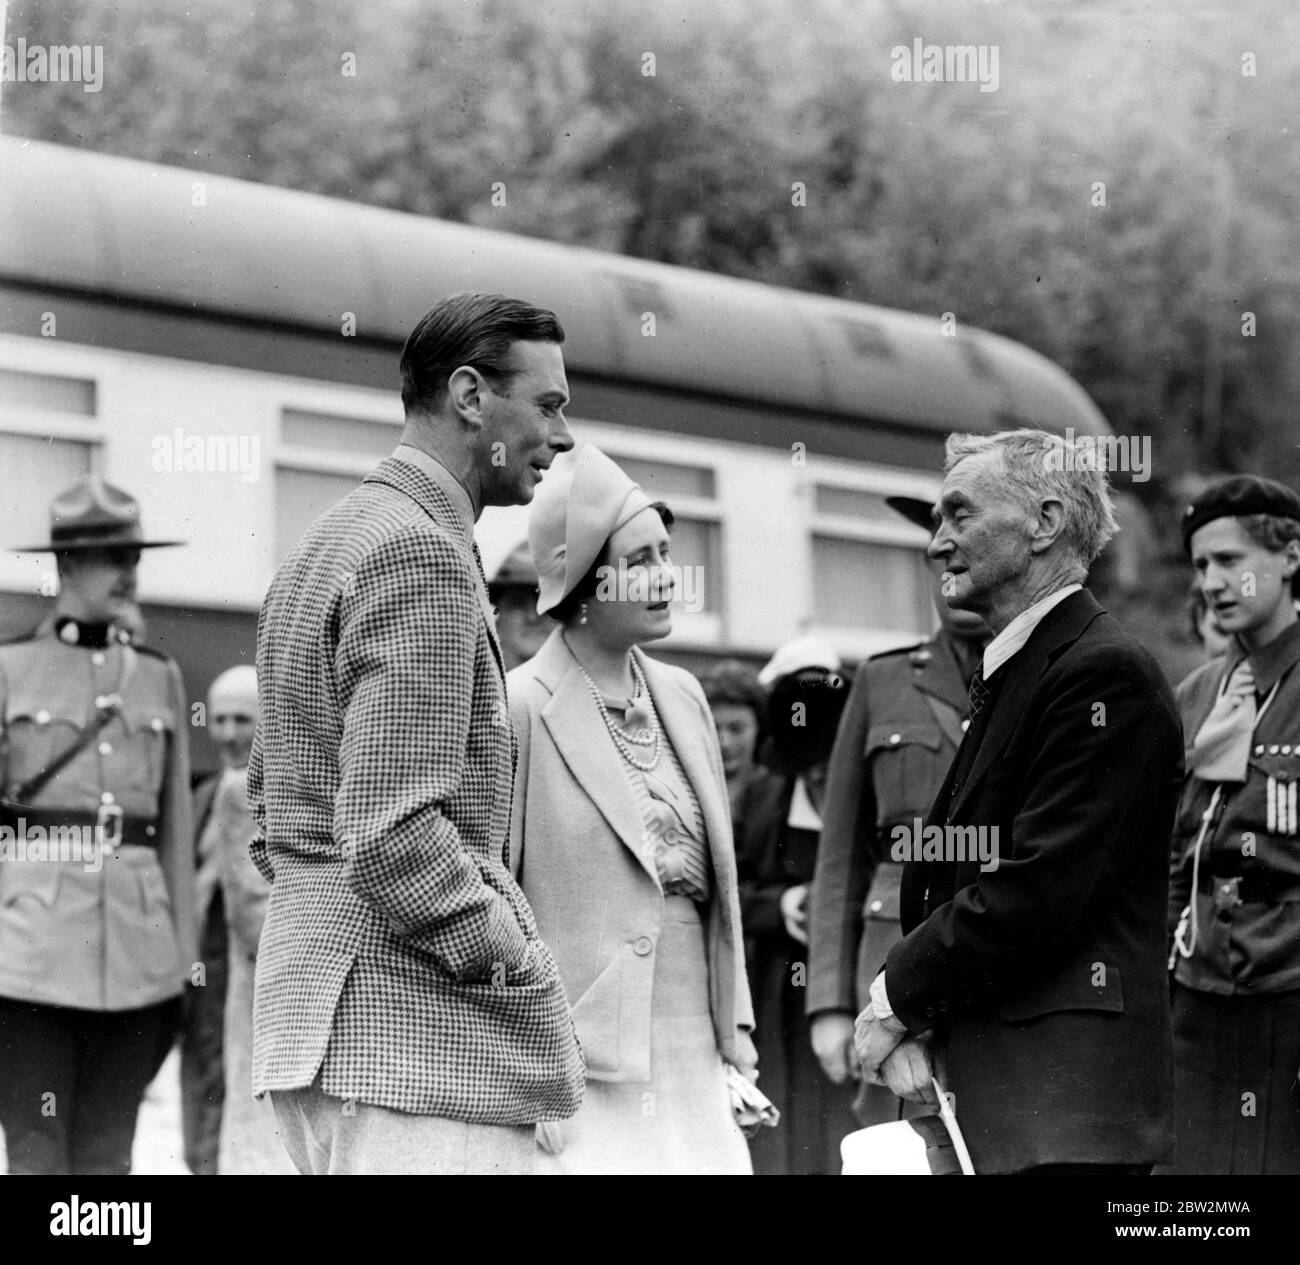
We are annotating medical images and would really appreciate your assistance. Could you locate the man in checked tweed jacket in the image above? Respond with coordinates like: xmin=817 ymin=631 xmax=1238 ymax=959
xmin=248 ymin=294 xmax=584 ymax=1173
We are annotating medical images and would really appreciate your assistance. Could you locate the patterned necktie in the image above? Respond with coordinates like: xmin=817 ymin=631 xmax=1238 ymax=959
xmin=948 ymin=666 xmax=993 ymax=806
xmin=967 ymin=666 xmax=990 ymax=723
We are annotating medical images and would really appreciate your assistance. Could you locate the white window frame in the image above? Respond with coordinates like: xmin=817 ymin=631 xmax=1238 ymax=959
xmin=803 ymin=457 xmax=943 ymax=661
xmin=587 ymin=425 xmax=725 ymax=649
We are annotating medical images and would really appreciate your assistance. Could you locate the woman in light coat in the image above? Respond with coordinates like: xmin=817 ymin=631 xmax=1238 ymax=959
xmin=508 ymin=444 xmax=757 ymax=1174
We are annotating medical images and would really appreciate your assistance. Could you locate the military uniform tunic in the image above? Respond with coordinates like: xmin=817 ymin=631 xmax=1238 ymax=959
xmin=1164 ymin=619 xmax=1300 ymax=1174
xmin=1171 ymin=621 xmax=1300 ymax=995
xmin=808 ymin=630 xmax=975 ymax=1020
xmin=0 ymin=620 xmax=195 ymax=1011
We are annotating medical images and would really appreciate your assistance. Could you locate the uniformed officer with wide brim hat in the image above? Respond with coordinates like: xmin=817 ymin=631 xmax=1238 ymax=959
xmin=0 ymin=474 xmax=194 ymax=1175
xmin=15 ymin=474 xmax=185 ymax=553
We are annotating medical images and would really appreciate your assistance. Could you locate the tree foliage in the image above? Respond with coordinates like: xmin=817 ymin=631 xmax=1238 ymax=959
xmin=4 ymin=0 xmax=1297 ymax=641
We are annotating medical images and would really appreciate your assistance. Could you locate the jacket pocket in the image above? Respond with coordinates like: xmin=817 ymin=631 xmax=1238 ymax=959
xmin=997 ymin=961 xmax=1124 ymax=1023
xmin=108 ymin=853 xmax=182 ymax=992
xmin=865 ymin=722 xmax=948 ymax=826
xmin=123 ymin=701 xmax=175 ymax=797
xmin=2 ymin=700 xmax=84 ymax=797
xmin=569 ymin=951 xmax=624 ymax=1076
xmin=0 ymin=859 xmax=62 ymax=909
xmin=861 ymin=860 xmax=903 ymax=922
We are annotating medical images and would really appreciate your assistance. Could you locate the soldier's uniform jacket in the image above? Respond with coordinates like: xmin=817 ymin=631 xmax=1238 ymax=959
xmin=1171 ymin=620 xmax=1300 ymax=996
xmin=0 ymin=620 xmax=195 ymax=1010
xmin=807 ymin=630 xmax=973 ymax=1017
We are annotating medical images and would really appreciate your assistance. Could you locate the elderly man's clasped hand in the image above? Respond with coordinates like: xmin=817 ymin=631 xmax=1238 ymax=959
xmin=854 ymin=1004 xmax=939 ymax=1106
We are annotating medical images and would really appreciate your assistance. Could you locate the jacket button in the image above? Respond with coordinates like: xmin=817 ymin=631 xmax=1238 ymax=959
xmin=869 ymin=900 xmax=883 ymax=913
xmin=35 ymin=709 xmax=50 ymax=725
xmin=1254 ymin=744 xmax=1265 ymax=756
xmin=98 ymin=742 xmax=112 ymax=756
xmin=1269 ymin=745 xmax=1280 ymax=755
xmin=889 ymin=733 xmax=901 ymax=745
xmin=633 ymin=936 xmax=654 ymax=956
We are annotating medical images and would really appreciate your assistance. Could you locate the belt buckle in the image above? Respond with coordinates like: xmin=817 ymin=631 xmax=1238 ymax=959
xmin=1212 ymin=876 xmax=1241 ymax=912
xmin=96 ymin=802 xmax=124 ymax=852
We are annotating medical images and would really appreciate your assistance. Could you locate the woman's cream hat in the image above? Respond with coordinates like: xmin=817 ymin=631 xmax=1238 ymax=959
xmin=529 ymin=444 xmax=655 ymax=615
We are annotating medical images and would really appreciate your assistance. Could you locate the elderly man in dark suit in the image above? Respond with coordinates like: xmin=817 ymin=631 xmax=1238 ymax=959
xmin=854 ymin=428 xmax=1183 ymax=1175
xmin=248 ymin=293 xmax=585 ymax=1174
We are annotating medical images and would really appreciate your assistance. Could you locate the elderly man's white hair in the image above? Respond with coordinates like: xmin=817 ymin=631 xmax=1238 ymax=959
xmin=943 ymin=429 xmax=1120 ymax=574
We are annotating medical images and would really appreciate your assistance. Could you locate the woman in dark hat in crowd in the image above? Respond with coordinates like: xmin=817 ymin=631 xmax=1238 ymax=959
xmin=732 ymin=636 xmax=859 ymax=1175
xmin=507 ymin=444 xmax=756 ymax=1174
xmin=1166 ymin=474 xmax=1300 ymax=1174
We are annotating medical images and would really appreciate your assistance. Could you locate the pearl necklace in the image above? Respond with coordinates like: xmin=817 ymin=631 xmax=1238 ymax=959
xmin=574 ymin=654 xmax=663 ymax=771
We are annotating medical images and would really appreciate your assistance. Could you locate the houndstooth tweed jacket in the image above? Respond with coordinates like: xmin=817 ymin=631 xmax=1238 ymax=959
xmin=247 ymin=452 xmax=585 ymax=1124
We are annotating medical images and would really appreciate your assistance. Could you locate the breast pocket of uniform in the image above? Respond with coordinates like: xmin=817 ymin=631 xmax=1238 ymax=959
xmin=123 ymin=702 xmax=176 ymax=799
xmin=865 ymin=722 xmax=948 ymax=826
xmin=2 ymin=697 xmax=85 ymax=795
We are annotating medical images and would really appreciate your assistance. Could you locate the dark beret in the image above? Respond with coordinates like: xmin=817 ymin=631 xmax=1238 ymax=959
xmin=1182 ymin=475 xmax=1300 ymax=554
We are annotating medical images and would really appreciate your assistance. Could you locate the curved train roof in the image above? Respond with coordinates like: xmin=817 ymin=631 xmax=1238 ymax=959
xmin=0 ymin=137 xmax=1109 ymax=437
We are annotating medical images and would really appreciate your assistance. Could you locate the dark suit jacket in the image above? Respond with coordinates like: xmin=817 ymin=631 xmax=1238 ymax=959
xmin=886 ymin=589 xmax=1183 ymax=1173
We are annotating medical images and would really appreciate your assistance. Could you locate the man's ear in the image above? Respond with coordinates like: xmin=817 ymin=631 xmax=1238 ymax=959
xmin=447 ymin=365 xmax=487 ymax=431
xmin=1281 ymin=537 xmax=1300 ymax=579
xmin=1030 ymin=498 xmax=1067 ymax=554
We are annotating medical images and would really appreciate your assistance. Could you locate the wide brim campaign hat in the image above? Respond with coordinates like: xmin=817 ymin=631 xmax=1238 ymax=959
xmin=15 ymin=476 xmax=183 ymax=552
xmin=1181 ymin=474 xmax=1300 ymax=555
xmin=529 ymin=444 xmax=655 ymax=615
xmin=885 ymin=494 xmax=938 ymax=533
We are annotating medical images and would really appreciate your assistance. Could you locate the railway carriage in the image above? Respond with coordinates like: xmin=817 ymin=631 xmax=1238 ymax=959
xmin=0 ymin=138 xmax=1115 ymax=769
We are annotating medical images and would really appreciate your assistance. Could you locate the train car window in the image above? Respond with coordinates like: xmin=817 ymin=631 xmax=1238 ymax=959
xmin=601 ymin=454 xmax=720 ymax=615
xmin=811 ymin=536 xmax=932 ymax=635
xmin=957 ymin=338 xmax=999 ymax=381
xmin=0 ymin=368 xmax=96 ymax=415
xmin=606 ymin=275 xmax=673 ymax=320
xmin=275 ymin=467 xmax=363 ymax=561
xmin=813 ymin=485 xmax=899 ymax=524
xmin=0 ymin=434 xmax=93 ymax=548
xmin=832 ymin=318 xmax=895 ymax=361
xmin=613 ymin=457 xmax=715 ymax=500
xmin=282 ymin=408 xmax=400 ymax=460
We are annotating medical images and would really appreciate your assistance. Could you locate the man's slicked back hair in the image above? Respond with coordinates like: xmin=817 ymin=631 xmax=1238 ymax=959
xmin=399 ymin=292 xmax=565 ymax=416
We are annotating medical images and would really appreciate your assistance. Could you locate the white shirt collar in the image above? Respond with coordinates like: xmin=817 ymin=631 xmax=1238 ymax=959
xmin=982 ymin=584 xmax=1083 ymax=680
xmin=787 ymin=776 xmax=823 ymax=832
